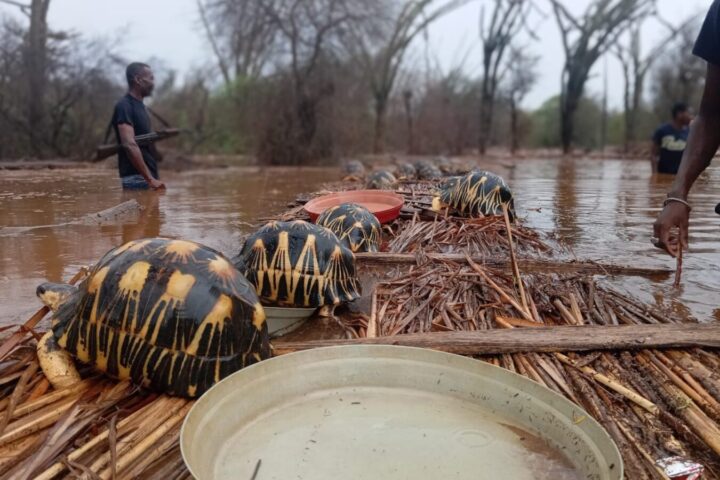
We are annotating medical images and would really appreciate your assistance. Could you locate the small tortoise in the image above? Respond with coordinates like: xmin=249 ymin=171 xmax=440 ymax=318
xmin=414 ymin=159 xmax=443 ymax=180
xmin=432 ymin=170 xmax=516 ymax=221
xmin=365 ymin=170 xmax=397 ymax=189
xmin=341 ymin=159 xmax=366 ymax=181
xmin=396 ymin=163 xmax=417 ymax=180
xmin=36 ymin=238 xmax=269 ymax=398
xmin=316 ymin=203 xmax=381 ymax=253
xmin=234 ymin=220 xmax=361 ymax=307
xmin=435 ymin=156 xmax=452 ymax=174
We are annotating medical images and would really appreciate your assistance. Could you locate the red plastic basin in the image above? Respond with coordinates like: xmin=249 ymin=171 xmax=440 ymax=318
xmin=304 ymin=190 xmax=405 ymax=224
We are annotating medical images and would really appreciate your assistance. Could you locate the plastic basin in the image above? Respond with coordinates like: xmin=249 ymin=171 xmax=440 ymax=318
xmin=181 ymin=345 xmax=622 ymax=480
xmin=304 ymin=190 xmax=404 ymax=224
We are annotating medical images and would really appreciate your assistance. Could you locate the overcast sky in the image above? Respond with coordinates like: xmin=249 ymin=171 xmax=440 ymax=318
xmin=1 ymin=0 xmax=712 ymax=110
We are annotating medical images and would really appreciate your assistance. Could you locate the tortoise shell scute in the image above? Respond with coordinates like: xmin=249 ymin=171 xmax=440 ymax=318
xmin=316 ymin=203 xmax=381 ymax=253
xmin=437 ymin=170 xmax=516 ymax=220
xmin=235 ymin=221 xmax=361 ymax=307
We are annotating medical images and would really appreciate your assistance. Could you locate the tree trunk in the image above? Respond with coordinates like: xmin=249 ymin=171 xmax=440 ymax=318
xmin=372 ymin=94 xmax=387 ymax=154
xmin=24 ymin=0 xmax=51 ymax=156
xmin=402 ymin=90 xmax=414 ymax=154
xmin=560 ymin=71 xmax=582 ymax=155
xmin=559 ymin=98 xmax=574 ymax=154
xmin=478 ymin=91 xmax=494 ymax=155
xmin=295 ymin=93 xmax=317 ymax=164
xmin=509 ymin=97 xmax=519 ymax=154
xmin=628 ymin=71 xmax=645 ymax=149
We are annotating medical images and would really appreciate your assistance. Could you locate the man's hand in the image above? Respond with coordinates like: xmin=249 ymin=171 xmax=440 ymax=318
xmin=148 ymin=178 xmax=165 ymax=190
xmin=652 ymin=202 xmax=689 ymax=257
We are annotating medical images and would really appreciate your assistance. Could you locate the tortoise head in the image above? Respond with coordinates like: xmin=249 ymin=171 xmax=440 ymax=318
xmin=36 ymin=283 xmax=77 ymax=312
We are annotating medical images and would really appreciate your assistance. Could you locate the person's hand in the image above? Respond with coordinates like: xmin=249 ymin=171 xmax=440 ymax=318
xmin=652 ymin=202 xmax=689 ymax=257
xmin=148 ymin=178 xmax=166 ymax=190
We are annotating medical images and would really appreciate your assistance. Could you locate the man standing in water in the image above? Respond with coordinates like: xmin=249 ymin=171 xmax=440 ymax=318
xmin=653 ymin=1 xmax=720 ymax=256
xmin=650 ymin=103 xmax=692 ymax=175
xmin=112 ymin=62 xmax=165 ymax=190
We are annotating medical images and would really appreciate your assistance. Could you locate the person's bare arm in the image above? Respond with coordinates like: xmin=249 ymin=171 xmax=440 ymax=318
xmin=118 ymin=124 xmax=164 ymax=189
xmin=653 ymin=63 xmax=720 ymax=256
xmin=650 ymin=142 xmax=660 ymax=173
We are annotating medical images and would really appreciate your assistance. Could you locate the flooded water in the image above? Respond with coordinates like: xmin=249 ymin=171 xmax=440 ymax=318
xmin=0 ymin=158 xmax=718 ymax=324
xmin=505 ymin=158 xmax=719 ymax=322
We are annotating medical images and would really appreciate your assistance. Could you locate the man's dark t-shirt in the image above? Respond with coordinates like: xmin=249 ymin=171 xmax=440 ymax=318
xmin=111 ymin=94 xmax=158 ymax=179
xmin=652 ymin=123 xmax=688 ymax=174
xmin=694 ymin=0 xmax=720 ymax=66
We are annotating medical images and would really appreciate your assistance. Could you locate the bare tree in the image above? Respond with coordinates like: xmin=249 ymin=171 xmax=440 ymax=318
xmin=504 ymin=45 xmax=538 ymax=153
xmin=651 ymin=20 xmax=705 ymax=119
xmin=342 ymin=0 xmax=464 ymax=154
xmin=1 ymin=0 xmax=51 ymax=155
xmin=196 ymin=0 xmax=277 ymax=87
xmin=478 ymin=0 xmax=535 ymax=155
xmin=261 ymin=0 xmax=363 ymax=163
xmin=613 ymin=13 xmax=698 ymax=151
xmin=550 ymin=0 xmax=655 ymax=153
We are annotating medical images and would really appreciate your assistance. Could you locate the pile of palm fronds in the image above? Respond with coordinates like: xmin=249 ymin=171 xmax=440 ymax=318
xmin=387 ymin=214 xmax=552 ymax=257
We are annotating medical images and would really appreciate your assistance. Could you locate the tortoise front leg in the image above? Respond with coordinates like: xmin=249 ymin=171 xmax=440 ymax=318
xmin=37 ymin=331 xmax=81 ymax=389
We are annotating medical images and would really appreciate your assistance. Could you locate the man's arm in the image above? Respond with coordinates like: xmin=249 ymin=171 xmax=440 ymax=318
xmin=650 ymin=142 xmax=660 ymax=174
xmin=118 ymin=124 xmax=165 ymax=189
xmin=653 ymin=63 xmax=720 ymax=255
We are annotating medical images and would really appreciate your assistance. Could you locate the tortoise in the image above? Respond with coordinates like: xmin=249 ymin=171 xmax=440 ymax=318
xmin=435 ymin=156 xmax=453 ymax=174
xmin=234 ymin=220 xmax=361 ymax=308
xmin=316 ymin=203 xmax=382 ymax=253
xmin=414 ymin=159 xmax=443 ymax=180
xmin=395 ymin=163 xmax=417 ymax=180
xmin=431 ymin=170 xmax=516 ymax=221
xmin=365 ymin=170 xmax=397 ymax=189
xmin=341 ymin=159 xmax=366 ymax=180
xmin=35 ymin=238 xmax=269 ymax=398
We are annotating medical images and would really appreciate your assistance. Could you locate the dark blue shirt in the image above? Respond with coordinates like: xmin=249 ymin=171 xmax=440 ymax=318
xmin=694 ymin=0 xmax=720 ymax=66
xmin=111 ymin=94 xmax=159 ymax=179
xmin=652 ymin=123 xmax=688 ymax=174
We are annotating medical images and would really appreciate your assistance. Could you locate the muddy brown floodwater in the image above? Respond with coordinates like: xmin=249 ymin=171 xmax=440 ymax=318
xmin=0 ymin=158 xmax=718 ymax=324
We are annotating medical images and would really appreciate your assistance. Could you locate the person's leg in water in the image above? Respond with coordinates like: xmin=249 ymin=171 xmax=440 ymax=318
xmin=121 ymin=174 xmax=150 ymax=190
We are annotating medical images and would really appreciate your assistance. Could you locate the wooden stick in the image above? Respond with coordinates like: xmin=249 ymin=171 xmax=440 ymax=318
xmin=464 ymin=254 xmax=534 ymax=322
xmin=0 ymin=396 xmax=78 ymax=447
xmin=34 ymin=395 xmax=161 ymax=480
xmin=10 ymin=380 xmax=90 ymax=419
xmin=99 ymin=402 xmax=193 ymax=479
xmin=355 ymin=252 xmax=672 ymax=277
xmin=674 ymin=243 xmax=683 ymax=288
xmin=555 ymin=353 xmax=659 ymax=415
xmin=88 ymin=397 xmax=186 ymax=474
xmin=272 ymin=323 xmax=720 ymax=356
xmin=367 ymin=290 xmax=378 ymax=338
xmin=502 ymin=204 xmax=529 ymax=314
